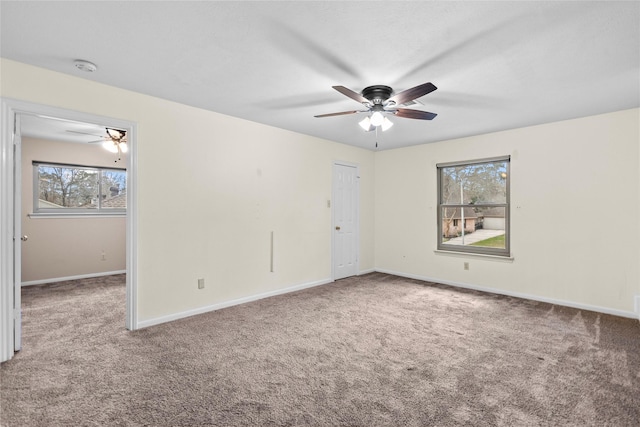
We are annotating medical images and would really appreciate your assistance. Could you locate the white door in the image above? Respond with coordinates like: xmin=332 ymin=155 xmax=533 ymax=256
xmin=13 ymin=114 xmax=22 ymax=351
xmin=332 ymin=163 xmax=358 ymax=280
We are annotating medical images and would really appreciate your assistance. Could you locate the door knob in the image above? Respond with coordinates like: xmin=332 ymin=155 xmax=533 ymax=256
xmin=335 ymin=226 xmax=341 ymax=230
xmin=21 ymin=235 xmax=28 ymax=242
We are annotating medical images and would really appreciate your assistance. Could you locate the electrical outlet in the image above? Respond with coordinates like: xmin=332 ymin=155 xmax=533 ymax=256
xmin=197 ymin=278 xmax=205 ymax=289
xmin=101 ymin=251 xmax=106 ymax=261
xmin=464 ymin=262 xmax=469 ymax=270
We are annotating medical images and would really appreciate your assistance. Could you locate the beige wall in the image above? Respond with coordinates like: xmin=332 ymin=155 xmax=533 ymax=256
xmin=21 ymin=137 xmax=126 ymax=283
xmin=1 ymin=59 xmax=375 ymax=323
xmin=375 ymin=108 xmax=640 ymax=314
xmin=2 ymin=58 xmax=638 ymax=321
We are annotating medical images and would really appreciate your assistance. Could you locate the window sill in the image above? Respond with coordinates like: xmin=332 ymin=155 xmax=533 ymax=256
xmin=434 ymin=250 xmax=514 ymax=262
xmin=28 ymin=213 xmax=126 ymax=219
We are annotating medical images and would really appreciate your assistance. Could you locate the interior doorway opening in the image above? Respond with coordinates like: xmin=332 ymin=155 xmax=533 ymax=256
xmin=1 ymin=99 xmax=138 ymax=363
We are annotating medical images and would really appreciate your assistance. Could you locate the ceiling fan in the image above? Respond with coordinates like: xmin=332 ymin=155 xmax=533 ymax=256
xmin=67 ymin=127 xmax=128 ymax=160
xmin=315 ymin=82 xmax=437 ymax=132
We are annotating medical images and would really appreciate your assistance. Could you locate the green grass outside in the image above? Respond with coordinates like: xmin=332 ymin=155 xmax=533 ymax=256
xmin=470 ymin=234 xmax=505 ymax=248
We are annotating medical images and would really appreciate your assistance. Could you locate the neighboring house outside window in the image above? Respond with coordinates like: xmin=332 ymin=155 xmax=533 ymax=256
xmin=437 ymin=156 xmax=510 ymax=257
xmin=33 ymin=162 xmax=126 ymax=215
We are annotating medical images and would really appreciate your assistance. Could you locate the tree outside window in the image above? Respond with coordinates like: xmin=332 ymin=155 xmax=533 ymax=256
xmin=34 ymin=163 xmax=126 ymax=214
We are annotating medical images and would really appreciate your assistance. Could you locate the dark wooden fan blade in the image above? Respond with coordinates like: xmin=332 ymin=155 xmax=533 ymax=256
xmin=387 ymin=82 xmax=437 ymax=106
xmin=393 ymin=108 xmax=438 ymax=120
xmin=314 ymin=110 xmax=362 ymax=118
xmin=332 ymin=86 xmax=369 ymax=104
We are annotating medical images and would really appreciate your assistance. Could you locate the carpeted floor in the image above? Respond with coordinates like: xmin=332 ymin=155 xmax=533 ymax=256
xmin=1 ymin=273 xmax=639 ymax=426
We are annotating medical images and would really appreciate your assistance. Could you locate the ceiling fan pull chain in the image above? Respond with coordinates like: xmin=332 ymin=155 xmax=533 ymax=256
xmin=375 ymin=126 xmax=379 ymax=148
xmin=115 ymin=142 xmax=122 ymax=163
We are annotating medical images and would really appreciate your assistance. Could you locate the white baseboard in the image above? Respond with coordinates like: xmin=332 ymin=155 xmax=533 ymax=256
xmin=138 ymin=277 xmax=334 ymax=329
xmin=359 ymin=268 xmax=376 ymax=275
xmin=22 ymin=270 xmax=126 ymax=287
xmin=376 ymin=268 xmax=638 ymax=320
xmin=137 ymin=271 xmax=639 ymax=330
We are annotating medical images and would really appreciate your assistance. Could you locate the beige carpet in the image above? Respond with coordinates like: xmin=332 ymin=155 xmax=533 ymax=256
xmin=1 ymin=273 xmax=639 ymax=426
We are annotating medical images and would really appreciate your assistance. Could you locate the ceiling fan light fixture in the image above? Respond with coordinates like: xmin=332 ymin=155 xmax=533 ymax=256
xmin=370 ymin=111 xmax=384 ymax=127
xmin=381 ymin=117 xmax=394 ymax=131
xmin=102 ymin=140 xmax=119 ymax=153
xmin=119 ymin=142 xmax=129 ymax=153
xmin=359 ymin=116 xmax=372 ymax=131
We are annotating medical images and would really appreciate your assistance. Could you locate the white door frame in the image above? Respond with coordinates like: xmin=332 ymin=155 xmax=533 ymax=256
xmin=331 ymin=160 xmax=360 ymax=281
xmin=0 ymin=98 xmax=138 ymax=362
xmin=12 ymin=114 xmax=22 ymax=351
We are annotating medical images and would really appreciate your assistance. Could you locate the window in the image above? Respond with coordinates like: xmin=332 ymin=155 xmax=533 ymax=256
xmin=437 ymin=156 xmax=509 ymax=256
xmin=34 ymin=162 xmax=126 ymax=215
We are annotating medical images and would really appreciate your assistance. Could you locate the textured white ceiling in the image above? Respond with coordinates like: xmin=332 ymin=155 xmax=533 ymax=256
xmin=19 ymin=114 xmax=111 ymax=144
xmin=2 ymin=1 xmax=639 ymax=151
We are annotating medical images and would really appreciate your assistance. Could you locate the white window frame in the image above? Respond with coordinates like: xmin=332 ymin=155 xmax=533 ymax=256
xmin=33 ymin=161 xmax=126 ymax=216
xmin=437 ymin=156 xmax=510 ymax=257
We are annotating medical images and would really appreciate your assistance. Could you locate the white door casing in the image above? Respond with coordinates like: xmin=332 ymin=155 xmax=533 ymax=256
xmin=1 ymin=99 xmax=17 ymax=362
xmin=332 ymin=162 xmax=359 ymax=280
xmin=13 ymin=114 xmax=22 ymax=351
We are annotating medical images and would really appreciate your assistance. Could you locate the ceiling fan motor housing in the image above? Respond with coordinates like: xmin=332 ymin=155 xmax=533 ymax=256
xmin=361 ymin=85 xmax=393 ymax=105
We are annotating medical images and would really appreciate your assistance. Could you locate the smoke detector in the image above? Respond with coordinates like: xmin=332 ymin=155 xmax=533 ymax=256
xmin=74 ymin=60 xmax=97 ymax=73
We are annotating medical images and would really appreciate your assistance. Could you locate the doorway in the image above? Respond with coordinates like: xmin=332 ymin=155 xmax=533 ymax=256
xmin=332 ymin=162 xmax=359 ymax=280
xmin=0 ymin=99 xmax=138 ymax=362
